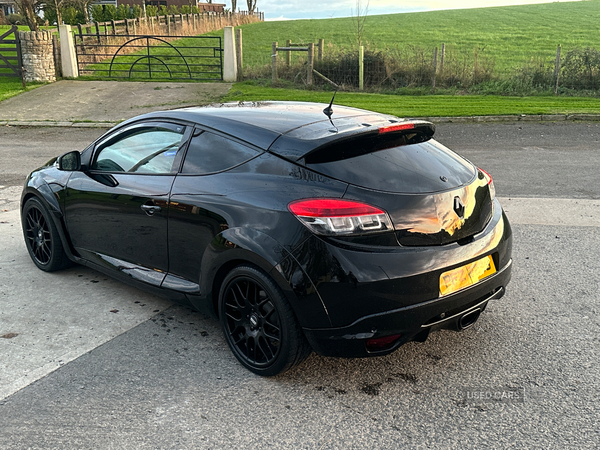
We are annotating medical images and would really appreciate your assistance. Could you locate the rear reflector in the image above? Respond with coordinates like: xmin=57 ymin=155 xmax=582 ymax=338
xmin=379 ymin=123 xmax=415 ymax=134
xmin=366 ymin=334 xmax=402 ymax=352
xmin=288 ymin=199 xmax=393 ymax=236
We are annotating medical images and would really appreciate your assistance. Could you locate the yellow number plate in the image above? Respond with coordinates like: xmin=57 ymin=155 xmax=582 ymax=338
xmin=439 ymin=255 xmax=496 ymax=296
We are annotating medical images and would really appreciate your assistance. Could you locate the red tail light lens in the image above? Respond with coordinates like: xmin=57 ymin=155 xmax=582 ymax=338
xmin=288 ymin=199 xmax=393 ymax=236
xmin=478 ymin=168 xmax=496 ymax=201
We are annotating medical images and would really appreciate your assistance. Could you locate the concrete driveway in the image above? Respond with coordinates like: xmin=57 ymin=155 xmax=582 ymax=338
xmin=0 ymin=80 xmax=232 ymax=125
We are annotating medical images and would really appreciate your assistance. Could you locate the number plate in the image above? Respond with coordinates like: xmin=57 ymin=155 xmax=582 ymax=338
xmin=439 ymin=255 xmax=496 ymax=296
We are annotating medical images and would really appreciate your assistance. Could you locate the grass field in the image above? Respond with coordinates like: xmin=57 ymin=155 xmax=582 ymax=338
xmin=210 ymin=1 xmax=600 ymax=73
xmin=224 ymin=81 xmax=600 ymax=117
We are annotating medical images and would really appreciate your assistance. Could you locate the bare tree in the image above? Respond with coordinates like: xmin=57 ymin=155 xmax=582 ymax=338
xmin=352 ymin=0 xmax=369 ymax=47
xmin=14 ymin=0 xmax=39 ymax=30
xmin=246 ymin=0 xmax=256 ymax=13
xmin=231 ymin=0 xmax=237 ymax=12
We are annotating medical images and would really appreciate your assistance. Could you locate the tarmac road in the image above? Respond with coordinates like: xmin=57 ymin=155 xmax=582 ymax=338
xmin=1 ymin=121 xmax=599 ymax=449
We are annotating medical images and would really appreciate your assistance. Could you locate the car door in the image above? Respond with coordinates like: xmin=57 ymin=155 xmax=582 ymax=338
xmin=165 ymin=128 xmax=264 ymax=292
xmin=64 ymin=121 xmax=191 ymax=286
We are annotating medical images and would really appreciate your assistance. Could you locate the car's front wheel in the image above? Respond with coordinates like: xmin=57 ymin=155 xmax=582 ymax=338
xmin=218 ymin=265 xmax=311 ymax=376
xmin=22 ymin=197 xmax=71 ymax=272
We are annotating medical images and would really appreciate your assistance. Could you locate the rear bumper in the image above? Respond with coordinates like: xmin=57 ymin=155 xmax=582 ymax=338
xmin=303 ymin=258 xmax=511 ymax=358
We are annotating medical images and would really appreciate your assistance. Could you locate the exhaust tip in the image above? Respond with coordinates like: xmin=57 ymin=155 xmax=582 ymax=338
xmin=459 ymin=308 xmax=481 ymax=330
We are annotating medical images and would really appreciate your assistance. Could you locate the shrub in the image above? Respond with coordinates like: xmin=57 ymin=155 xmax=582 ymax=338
xmin=91 ymin=5 xmax=104 ymax=22
xmin=104 ymin=5 xmax=117 ymax=20
xmin=561 ymin=47 xmax=600 ymax=90
xmin=146 ymin=5 xmax=158 ymax=17
xmin=131 ymin=5 xmax=142 ymax=18
xmin=6 ymin=13 xmax=24 ymax=25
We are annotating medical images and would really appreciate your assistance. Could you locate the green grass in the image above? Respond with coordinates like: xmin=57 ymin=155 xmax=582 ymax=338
xmin=0 ymin=78 xmax=28 ymax=102
xmin=224 ymin=81 xmax=600 ymax=117
xmin=221 ymin=1 xmax=600 ymax=72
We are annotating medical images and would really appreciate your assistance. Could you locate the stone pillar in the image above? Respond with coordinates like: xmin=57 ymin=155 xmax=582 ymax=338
xmin=223 ymin=26 xmax=237 ymax=82
xmin=59 ymin=25 xmax=79 ymax=78
xmin=19 ymin=30 xmax=56 ymax=83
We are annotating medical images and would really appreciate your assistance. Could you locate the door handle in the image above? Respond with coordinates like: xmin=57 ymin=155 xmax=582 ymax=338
xmin=141 ymin=204 xmax=161 ymax=216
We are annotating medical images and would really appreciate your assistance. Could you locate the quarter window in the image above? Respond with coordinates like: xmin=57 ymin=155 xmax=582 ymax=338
xmin=93 ymin=126 xmax=186 ymax=174
xmin=181 ymin=131 xmax=260 ymax=174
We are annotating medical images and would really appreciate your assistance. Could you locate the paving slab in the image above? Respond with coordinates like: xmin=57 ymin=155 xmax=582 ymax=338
xmin=0 ymin=208 xmax=173 ymax=401
xmin=0 ymin=80 xmax=232 ymax=124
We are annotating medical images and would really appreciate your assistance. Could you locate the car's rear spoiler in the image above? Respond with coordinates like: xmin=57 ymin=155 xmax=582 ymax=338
xmin=301 ymin=120 xmax=435 ymax=164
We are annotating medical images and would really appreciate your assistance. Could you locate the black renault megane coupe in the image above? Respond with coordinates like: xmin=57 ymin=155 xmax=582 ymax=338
xmin=21 ymin=101 xmax=512 ymax=375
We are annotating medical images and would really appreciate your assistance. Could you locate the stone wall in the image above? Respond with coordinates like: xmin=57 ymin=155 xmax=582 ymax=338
xmin=19 ymin=31 xmax=56 ymax=83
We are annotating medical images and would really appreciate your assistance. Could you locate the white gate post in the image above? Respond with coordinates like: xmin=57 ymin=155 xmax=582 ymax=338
xmin=223 ymin=26 xmax=237 ymax=82
xmin=59 ymin=25 xmax=79 ymax=78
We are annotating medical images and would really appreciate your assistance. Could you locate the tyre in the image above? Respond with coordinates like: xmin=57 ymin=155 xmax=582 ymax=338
xmin=22 ymin=197 xmax=71 ymax=272
xmin=218 ymin=265 xmax=312 ymax=376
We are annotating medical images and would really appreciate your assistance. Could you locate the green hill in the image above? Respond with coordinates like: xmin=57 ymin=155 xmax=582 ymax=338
xmin=235 ymin=1 xmax=600 ymax=72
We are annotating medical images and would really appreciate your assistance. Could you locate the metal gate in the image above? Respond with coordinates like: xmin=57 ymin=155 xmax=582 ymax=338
xmin=0 ymin=26 xmax=23 ymax=80
xmin=74 ymin=32 xmax=222 ymax=81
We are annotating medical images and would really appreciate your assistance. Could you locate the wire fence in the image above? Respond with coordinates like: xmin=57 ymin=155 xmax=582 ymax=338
xmin=241 ymin=40 xmax=600 ymax=95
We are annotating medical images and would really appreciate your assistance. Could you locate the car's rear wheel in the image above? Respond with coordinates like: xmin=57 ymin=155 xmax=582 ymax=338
xmin=218 ymin=265 xmax=311 ymax=376
xmin=22 ymin=197 xmax=71 ymax=272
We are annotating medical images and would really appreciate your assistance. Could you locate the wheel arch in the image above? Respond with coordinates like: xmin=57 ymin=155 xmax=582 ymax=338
xmin=21 ymin=183 xmax=80 ymax=264
xmin=195 ymin=227 xmax=331 ymax=329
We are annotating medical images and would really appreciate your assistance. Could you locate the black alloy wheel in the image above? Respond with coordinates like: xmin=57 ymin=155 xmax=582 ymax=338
xmin=218 ymin=265 xmax=311 ymax=376
xmin=22 ymin=197 xmax=70 ymax=272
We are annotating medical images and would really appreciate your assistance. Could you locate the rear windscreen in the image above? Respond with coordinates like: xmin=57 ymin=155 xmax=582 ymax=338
xmin=305 ymin=138 xmax=476 ymax=194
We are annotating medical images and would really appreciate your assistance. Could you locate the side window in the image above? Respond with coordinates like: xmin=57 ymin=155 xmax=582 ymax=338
xmin=181 ymin=131 xmax=260 ymax=175
xmin=92 ymin=126 xmax=186 ymax=174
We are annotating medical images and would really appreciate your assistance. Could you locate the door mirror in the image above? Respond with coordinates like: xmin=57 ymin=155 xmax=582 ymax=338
xmin=58 ymin=151 xmax=81 ymax=171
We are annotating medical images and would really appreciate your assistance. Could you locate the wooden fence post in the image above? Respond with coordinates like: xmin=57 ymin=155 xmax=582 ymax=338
xmin=77 ymin=24 xmax=85 ymax=54
xmin=272 ymin=41 xmax=278 ymax=83
xmin=132 ymin=19 xmax=137 ymax=36
xmin=307 ymin=42 xmax=314 ymax=85
xmin=94 ymin=21 xmax=101 ymax=44
xmin=125 ymin=19 xmax=129 ymax=35
xmin=358 ymin=45 xmax=364 ymax=90
xmin=167 ymin=16 xmax=171 ymax=35
xmin=236 ymin=28 xmax=243 ymax=79
xmin=285 ymin=39 xmax=291 ymax=66
xmin=111 ymin=20 xmax=116 ymax=35
xmin=554 ymin=44 xmax=561 ymax=95
xmin=432 ymin=47 xmax=438 ymax=93
xmin=318 ymin=38 xmax=324 ymax=61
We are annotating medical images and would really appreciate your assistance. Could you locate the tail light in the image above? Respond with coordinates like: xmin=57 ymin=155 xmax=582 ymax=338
xmin=479 ymin=168 xmax=496 ymax=200
xmin=288 ymin=199 xmax=393 ymax=236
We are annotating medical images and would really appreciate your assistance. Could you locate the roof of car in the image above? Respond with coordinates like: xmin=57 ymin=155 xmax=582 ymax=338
xmin=135 ymin=101 xmax=430 ymax=160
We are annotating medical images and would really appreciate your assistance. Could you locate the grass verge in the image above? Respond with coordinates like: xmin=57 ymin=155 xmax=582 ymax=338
xmin=0 ymin=78 xmax=30 ymax=103
xmin=223 ymin=82 xmax=600 ymax=117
